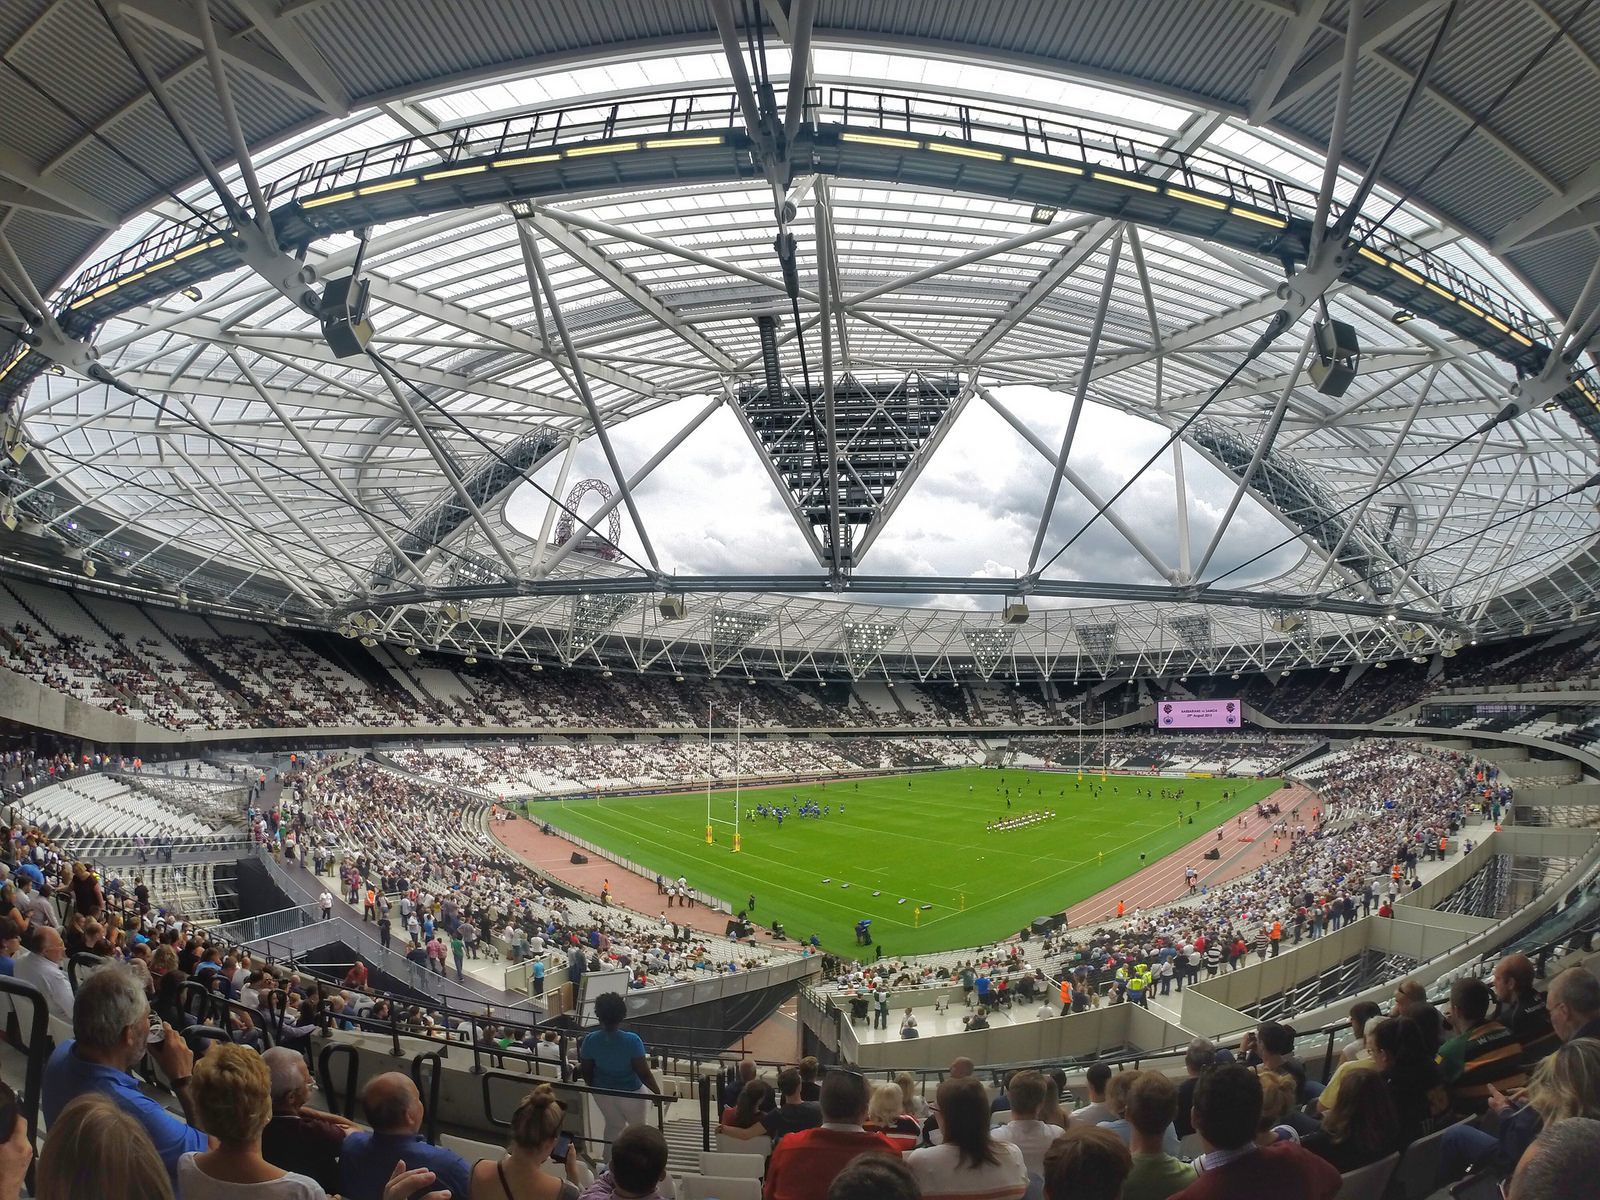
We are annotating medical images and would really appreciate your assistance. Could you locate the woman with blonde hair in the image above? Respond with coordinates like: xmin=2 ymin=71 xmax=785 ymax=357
xmin=181 ymin=1042 xmax=323 ymax=1198
xmin=35 ymin=1092 xmax=173 ymax=1200
xmin=1253 ymin=1070 xmax=1302 ymax=1146
xmin=865 ymin=1081 xmax=920 ymax=1151
xmin=469 ymin=1083 xmax=584 ymax=1200
xmin=896 ymin=1071 xmax=929 ymax=1119
xmin=1443 ymin=1037 xmax=1600 ymax=1177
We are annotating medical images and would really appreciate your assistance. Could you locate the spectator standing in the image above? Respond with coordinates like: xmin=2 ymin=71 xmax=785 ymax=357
xmin=579 ymin=993 xmax=660 ymax=1157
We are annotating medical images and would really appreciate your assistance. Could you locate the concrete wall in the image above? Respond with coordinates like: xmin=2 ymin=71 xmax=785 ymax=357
xmin=0 ymin=665 xmax=167 ymax=745
xmin=844 ymin=999 xmax=1186 ymax=1071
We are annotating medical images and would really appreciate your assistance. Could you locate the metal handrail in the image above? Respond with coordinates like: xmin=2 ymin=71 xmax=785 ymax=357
xmin=0 ymin=978 xmax=50 ymax=1162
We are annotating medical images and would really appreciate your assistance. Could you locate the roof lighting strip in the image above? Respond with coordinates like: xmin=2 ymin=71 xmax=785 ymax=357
xmin=1358 ymin=245 xmax=1529 ymax=334
xmin=68 ymin=237 xmax=227 ymax=307
xmin=299 ymin=132 xmax=726 ymax=214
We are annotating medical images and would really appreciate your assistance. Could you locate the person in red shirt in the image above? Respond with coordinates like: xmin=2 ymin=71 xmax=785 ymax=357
xmin=1171 ymin=1065 xmax=1340 ymax=1200
xmin=764 ymin=1070 xmax=900 ymax=1200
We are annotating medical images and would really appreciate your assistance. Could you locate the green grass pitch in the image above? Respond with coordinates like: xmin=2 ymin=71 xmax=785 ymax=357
xmin=529 ymin=767 xmax=1280 ymax=958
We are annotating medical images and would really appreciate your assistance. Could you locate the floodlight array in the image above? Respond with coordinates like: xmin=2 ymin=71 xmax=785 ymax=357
xmin=706 ymin=606 xmax=771 ymax=672
xmin=842 ymin=621 xmax=898 ymax=674
xmin=1168 ymin=613 xmax=1213 ymax=654
xmin=1075 ymin=620 xmax=1119 ymax=672
xmin=564 ymin=593 xmax=636 ymax=659
xmin=963 ymin=627 xmax=1015 ymax=679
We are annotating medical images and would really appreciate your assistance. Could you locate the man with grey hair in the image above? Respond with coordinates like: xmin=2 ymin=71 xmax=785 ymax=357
xmin=260 ymin=1045 xmax=355 ymax=1192
xmin=1546 ymin=965 xmax=1600 ymax=1044
xmin=15 ymin=926 xmax=74 ymax=1022
xmin=41 ymin=962 xmax=210 ymax=1179
xmin=1509 ymin=1117 xmax=1600 ymax=1200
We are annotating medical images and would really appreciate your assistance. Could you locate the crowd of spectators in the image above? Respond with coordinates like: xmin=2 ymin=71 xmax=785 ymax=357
xmin=0 ymin=728 xmax=1592 ymax=1200
xmin=286 ymin=760 xmax=793 ymax=989
xmin=824 ymin=741 xmax=1494 ymax=1009
xmin=389 ymin=737 xmax=977 ymax=798
xmin=702 ymin=961 xmax=1600 ymax=1200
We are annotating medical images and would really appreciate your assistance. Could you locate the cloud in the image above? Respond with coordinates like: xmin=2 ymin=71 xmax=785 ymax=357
xmin=502 ymin=383 xmax=1303 ymax=606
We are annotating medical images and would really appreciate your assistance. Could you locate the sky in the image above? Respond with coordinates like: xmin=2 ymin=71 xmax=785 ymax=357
xmin=501 ymin=384 xmax=1306 ymax=610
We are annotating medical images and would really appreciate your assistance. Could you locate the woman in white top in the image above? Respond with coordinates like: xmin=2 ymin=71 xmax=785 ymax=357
xmin=178 ymin=1042 xmax=324 ymax=1200
xmin=906 ymin=1077 xmax=1027 ymax=1200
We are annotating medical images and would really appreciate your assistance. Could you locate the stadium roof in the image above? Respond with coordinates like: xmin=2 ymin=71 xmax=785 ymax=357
xmin=0 ymin=0 xmax=1598 ymax=681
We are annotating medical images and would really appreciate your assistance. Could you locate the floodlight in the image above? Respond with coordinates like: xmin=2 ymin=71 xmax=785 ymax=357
xmin=463 ymin=654 xmax=477 ymax=664
xmin=1029 ymin=204 xmax=1058 ymax=224
xmin=403 ymin=643 xmax=419 ymax=656
xmin=80 ymin=556 xmax=95 ymax=577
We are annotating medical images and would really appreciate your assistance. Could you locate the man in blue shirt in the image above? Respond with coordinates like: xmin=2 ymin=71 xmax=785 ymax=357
xmin=42 ymin=963 xmax=210 ymax=1180
xmin=339 ymin=1071 xmax=470 ymax=1200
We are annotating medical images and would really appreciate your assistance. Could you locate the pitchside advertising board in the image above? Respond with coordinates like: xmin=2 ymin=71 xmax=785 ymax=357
xmin=1157 ymin=699 xmax=1241 ymax=729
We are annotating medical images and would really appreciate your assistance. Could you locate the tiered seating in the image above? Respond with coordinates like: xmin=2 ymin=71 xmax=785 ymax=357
xmin=17 ymin=775 xmax=220 ymax=840
xmin=78 ymin=594 xmax=243 ymax=728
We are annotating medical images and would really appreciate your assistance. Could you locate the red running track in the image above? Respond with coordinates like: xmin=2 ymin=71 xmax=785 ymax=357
xmin=1062 ymin=779 xmax=1320 ymax=929
xmin=488 ymin=815 xmax=807 ymax=951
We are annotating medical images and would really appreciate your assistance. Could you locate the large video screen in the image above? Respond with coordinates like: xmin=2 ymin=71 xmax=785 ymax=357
xmin=1157 ymin=699 xmax=1241 ymax=729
